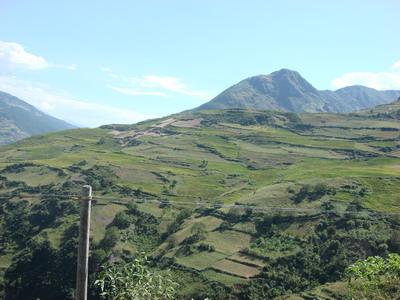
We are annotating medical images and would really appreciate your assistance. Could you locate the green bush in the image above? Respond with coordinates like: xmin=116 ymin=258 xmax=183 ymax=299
xmin=95 ymin=256 xmax=178 ymax=300
xmin=112 ymin=211 xmax=131 ymax=229
xmin=346 ymin=254 xmax=400 ymax=299
xmin=99 ymin=226 xmax=120 ymax=250
xmin=197 ymin=243 xmax=215 ymax=252
xmin=165 ymin=209 xmax=191 ymax=236
xmin=83 ymin=165 xmax=117 ymax=190
xmin=292 ymin=183 xmax=335 ymax=203
xmin=247 ymin=234 xmax=298 ymax=257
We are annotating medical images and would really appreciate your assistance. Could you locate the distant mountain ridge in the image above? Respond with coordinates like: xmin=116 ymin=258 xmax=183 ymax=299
xmin=0 ymin=91 xmax=76 ymax=144
xmin=197 ymin=69 xmax=400 ymax=113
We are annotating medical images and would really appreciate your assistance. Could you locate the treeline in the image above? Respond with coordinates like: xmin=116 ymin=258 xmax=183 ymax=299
xmin=241 ymin=208 xmax=400 ymax=299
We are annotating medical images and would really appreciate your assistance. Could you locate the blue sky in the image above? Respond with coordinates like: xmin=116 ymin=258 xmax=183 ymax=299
xmin=0 ymin=0 xmax=399 ymax=126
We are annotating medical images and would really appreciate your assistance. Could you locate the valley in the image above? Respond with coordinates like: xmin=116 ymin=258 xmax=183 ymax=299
xmin=2 ymin=1 xmax=399 ymax=298
xmin=0 ymin=103 xmax=399 ymax=299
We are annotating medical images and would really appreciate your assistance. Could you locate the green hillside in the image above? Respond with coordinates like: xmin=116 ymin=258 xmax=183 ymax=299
xmin=0 ymin=107 xmax=399 ymax=299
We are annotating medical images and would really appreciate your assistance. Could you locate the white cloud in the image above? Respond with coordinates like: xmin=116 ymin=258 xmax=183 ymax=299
xmin=132 ymin=75 xmax=210 ymax=98
xmin=101 ymin=67 xmax=119 ymax=79
xmin=0 ymin=75 xmax=153 ymax=127
xmin=102 ymin=68 xmax=211 ymax=100
xmin=108 ymin=85 xmax=166 ymax=97
xmin=0 ymin=41 xmax=49 ymax=70
xmin=392 ymin=60 xmax=400 ymax=72
xmin=332 ymin=60 xmax=400 ymax=90
xmin=0 ymin=41 xmax=76 ymax=72
xmin=61 ymin=64 xmax=77 ymax=71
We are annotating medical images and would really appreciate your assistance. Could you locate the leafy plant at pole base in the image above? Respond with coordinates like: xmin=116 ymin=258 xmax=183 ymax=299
xmin=346 ymin=253 xmax=400 ymax=299
xmin=94 ymin=255 xmax=178 ymax=300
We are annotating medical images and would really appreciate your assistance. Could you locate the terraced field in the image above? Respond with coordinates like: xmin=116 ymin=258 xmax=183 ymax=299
xmin=0 ymin=106 xmax=399 ymax=298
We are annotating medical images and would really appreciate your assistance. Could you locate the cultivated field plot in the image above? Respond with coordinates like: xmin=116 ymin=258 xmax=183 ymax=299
xmin=205 ymin=231 xmax=252 ymax=255
xmin=200 ymin=269 xmax=247 ymax=286
xmin=228 ymin=253 xmax=267 ymax=268
xmin=211 ymin=259 xmax=261 ymax=278
xmin=176 ymin=251 xmax=226 ymax=270
xmin=3 ymin=165 xmax=63 ymax=186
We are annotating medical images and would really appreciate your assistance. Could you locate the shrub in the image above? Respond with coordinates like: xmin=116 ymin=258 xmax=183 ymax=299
xmin=226 ymin=207 xmax=242 ymax=223
xmin=99 ymin=226 xmax=120 ymax=250
xmin=83 ymin=165 xmax=117 ymax=190
xmin=165 ymin=209 xmax=192 ymax=236
xmin=197 ymin=243 xmax=215 ymax=252
xmin=389 ymin=230 xmax=400 ymax=252
xmin=112 ymin=211 xmax=131 ymax=229
xmin=218 ymin=221 xmax=231 ymax=231
xmin=95 ymin=256 xmax=178 ymax=300
xmin=291 ymin=183 xmax=334 ymax=203
xmin=190 ymin=223 xmax=207 ymax=239
xmin=346 ymin=254 xmax=400 ymax=299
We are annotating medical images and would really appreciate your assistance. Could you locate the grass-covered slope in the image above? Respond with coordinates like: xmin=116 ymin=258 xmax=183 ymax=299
xmin=0 ymin=108 xmax=399 ymax=299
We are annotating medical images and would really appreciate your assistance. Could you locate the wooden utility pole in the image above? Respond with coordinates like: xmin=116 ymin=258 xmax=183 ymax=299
xmin=76 ymin=185 xmax=92 ymax=300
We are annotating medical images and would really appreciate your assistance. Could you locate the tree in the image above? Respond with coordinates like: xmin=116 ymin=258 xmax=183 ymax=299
xmin=311 ymin=183 xmax=329 ymax=200
xmin=227 ymin=206 xmax=242 ymax=223
xmin=112 ymin=211 xmax=131 ymax=229
xmin=199 ymin=160 xmax=208 ymax=169
xmin=99 ymin=226 xmax=120 ymax=250
xmin=4 ymin=223 xmax=79 ymax=300
xmin=95 ymin=256 xmax=178 ymax=300
xmin=165 ymin=208 xmax=191 ymax=236
xmin=292 ymin=184 xmax=312 ymax=203
xmin=126 ymin=202 xmax=139 ymax=215
xmin=389 ymin=230 xmax=400 ymax=252
xmin=211 ymin=199 xmax=223 ymax=209
xmin=190 ymin=222 xmax=207 ymax=240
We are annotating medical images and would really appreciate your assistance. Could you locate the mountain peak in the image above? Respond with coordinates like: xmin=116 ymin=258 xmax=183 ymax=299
xmin=198 ymin=69 xmax=322 ymax=112
xmin=271 ymin=68 xmax=300 ymax=75
xmin=196 ymin=70 xmax=400 ymax=113
xmin=248 ymin=69 xmax=303 ymax=81
xmin=0 ymin=91 xmax=76 ymax=144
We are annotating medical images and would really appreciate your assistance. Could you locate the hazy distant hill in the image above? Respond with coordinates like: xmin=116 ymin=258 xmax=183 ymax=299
xmin=197 ymin=69 xmax=400 ymax=113
xmin=0 ymin=91 xmax=76 ymax=144
xmin=356 ymin=97 xmax=400 ymax=119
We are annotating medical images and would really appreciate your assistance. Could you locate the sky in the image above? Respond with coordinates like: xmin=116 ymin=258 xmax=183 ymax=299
xmin=0 ymin=0 xmax=399 ymax=127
